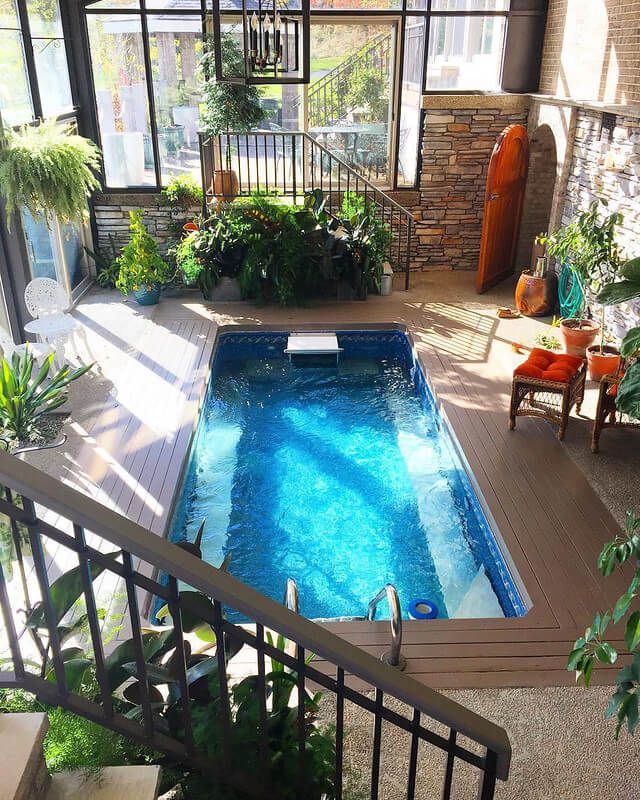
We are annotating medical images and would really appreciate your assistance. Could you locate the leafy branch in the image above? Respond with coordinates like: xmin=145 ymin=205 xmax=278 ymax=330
xmin=568 ymin=510 xmax=640 ymax=737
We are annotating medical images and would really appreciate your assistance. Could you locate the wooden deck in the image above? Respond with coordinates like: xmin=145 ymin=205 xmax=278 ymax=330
xmin=20 ymin=276 xmax=634 ymax=688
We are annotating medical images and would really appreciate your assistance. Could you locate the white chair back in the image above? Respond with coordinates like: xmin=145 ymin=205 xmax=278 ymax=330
xmin=24 ymin=278 xmax=69 ymax=319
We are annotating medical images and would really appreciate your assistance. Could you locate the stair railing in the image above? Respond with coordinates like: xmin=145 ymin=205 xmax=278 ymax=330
xmin=367 ymin=584 xmax=406 ymax=671
xmin=0 ymin=451 xmax=510 ymax=799
xmin=199 ymin=129 xmax=414 ymax=289
xmin=295 ymin=32 xmax=392 ymax=128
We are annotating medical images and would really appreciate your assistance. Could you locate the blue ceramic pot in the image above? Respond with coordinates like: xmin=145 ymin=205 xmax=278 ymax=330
xmin=134 ymin=283 xmax=161 ymax=306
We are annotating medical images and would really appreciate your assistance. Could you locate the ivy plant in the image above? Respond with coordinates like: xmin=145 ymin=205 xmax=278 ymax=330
xmin=568 ymin=509 xmax=640 ymax=737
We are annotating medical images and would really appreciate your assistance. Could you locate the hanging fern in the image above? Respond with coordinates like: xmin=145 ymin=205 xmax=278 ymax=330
xmin=0 ymin=120 xmax=101 ymax=225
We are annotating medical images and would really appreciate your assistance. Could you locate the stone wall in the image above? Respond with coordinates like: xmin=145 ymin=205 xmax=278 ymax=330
xmin=412 ymin=94 xmax=529 ymax=271
xmin=560 ymin=106 xmax=640 ymax=337
xmin=92 ymin=193 xmax=201 ymax=257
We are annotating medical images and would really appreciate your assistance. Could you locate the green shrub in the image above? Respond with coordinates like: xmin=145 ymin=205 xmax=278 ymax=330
xmin=161 ymin=175 xmax=204 ymax=209
xmin=0 ymin=350 xmax=91 ymax=442
xmin=115 ymin=211 xmax=172 ymax=294
xmin=0 ymin=690 xmax=153 ymax=774
xmin=345 ymin=67 xmax=389 ymax=122
xmin=0 ymin=120 xmax=101 ymax=225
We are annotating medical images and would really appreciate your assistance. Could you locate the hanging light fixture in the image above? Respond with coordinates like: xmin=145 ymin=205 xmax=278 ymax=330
xmin=211 ymin=0 xmax=310 ymax=85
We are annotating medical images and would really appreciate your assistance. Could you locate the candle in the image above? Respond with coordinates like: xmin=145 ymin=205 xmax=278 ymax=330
xmin=264 ymin=13 xmax=272 ymax=61
xmin=274 ymin=12 xmax=281 ymax=62
xmin=250 ymin=12 xmax=258 ymax=55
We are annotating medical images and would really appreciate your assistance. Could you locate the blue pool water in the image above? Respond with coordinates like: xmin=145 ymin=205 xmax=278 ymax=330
xmin=170 ymin=331 xmax=526 ymax=621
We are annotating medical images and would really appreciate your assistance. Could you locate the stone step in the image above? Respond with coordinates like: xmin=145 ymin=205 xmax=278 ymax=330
xmin=0 ymin=713 xmax=50 ymax=800
xmin=46 ymin=766 xmax=161 ymax=800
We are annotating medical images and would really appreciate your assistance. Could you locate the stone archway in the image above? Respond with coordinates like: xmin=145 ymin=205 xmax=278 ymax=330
xmin=516 ymin=123 xmax=558 ymax=269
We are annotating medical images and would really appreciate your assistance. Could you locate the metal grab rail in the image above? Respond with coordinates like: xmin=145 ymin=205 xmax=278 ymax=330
xmin=0 ymin=450 xmax=510 ymax=795
xmin=367 ymin=584 xmax=406 ymax=671
xmin=283 ymin=577 xmax=299 ymax=614
xmin=296 ymin=32 xmax=392 ymax=128
xmin=199 ymin=129 xmax=415 ymax=289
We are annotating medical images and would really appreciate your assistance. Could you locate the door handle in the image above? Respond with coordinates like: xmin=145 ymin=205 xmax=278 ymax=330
xmin=489 ymin=192 xmax=500 ymax=201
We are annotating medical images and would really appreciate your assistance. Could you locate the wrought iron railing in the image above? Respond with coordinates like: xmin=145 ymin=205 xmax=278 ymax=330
xmin=0 ymin=451 xmax=510 ymax=798
xmin=199 ymin=130 xmax=414 ymax=289
xmin=297 ymin=33 xmax=392 ymax=129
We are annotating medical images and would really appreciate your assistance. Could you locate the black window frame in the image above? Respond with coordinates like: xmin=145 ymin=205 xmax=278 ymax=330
xmin=76 ymin=0 xmax=515 ymax=193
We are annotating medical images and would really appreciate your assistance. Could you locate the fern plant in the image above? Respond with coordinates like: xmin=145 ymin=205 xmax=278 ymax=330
xmin=0 ymin=120 xmax=101 ymax=225
xmin=0 ymin=349 xmax=92 ymax=442
xmin=115 ymin=211 xmax=172 ymax=294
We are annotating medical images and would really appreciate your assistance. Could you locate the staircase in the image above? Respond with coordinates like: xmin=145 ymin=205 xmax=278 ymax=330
xmin=0 ymin=451 xmax=510 ymax=799
xmin=199 ymin=129 xmax=415 ymax=288
xmin=0 ymin=713 xmax=161 ymax=800
xmin=298 ymin=33 xmax=392 ymax=128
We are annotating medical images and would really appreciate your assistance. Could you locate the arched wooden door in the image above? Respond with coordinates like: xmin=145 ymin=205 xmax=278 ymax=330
xmin=476 ymin=124 xmax=529 ymax=293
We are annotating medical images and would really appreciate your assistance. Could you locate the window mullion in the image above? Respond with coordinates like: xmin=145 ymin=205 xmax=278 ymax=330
xmin=140 ymin=1 xmax=163 ymax=188
xmin=15 ymin=0 xmax=42 ymax=119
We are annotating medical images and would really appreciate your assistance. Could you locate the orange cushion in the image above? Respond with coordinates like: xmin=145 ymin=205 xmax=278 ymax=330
xmin=514 ymin=348 xmax=583 ymax=383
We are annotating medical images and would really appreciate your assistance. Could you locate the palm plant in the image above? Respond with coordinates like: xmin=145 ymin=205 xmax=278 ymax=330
xmin=0 ymin=349 xmax=92 ymax=442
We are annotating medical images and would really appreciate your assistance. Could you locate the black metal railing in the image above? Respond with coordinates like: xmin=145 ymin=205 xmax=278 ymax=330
xmin=199 ymin=130 xmax=414 ymax=289
xmin=295 ymin=33 xmax=392 ymax=129
xmin=0 ymin=451 xmax=510 ymax=798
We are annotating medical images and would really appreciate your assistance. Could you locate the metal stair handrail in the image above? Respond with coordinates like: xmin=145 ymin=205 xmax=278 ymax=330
xmin=0 ymin=450 xmax=510 ymax=791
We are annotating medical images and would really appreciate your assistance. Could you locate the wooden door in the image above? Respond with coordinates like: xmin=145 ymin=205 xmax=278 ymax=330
xmin=476 ymin=124 xmax=529 ymax=293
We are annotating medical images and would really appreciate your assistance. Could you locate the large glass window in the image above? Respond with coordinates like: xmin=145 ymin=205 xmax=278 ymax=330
xmin=426 ymin=13 xmax=506 ymax=90
xmin=26 ymin=0 xmax=73 ymax=117
xmin=82 ymin=0 xmax=513 ymax=190
xmin=148 ymin=14 xmax=203 ymax=183
xmin=0 ymin=0 xmax=33 ymax=124
xmin=308 ymin=22 xmax=395 ymax=187
xmin=87 ymin=14 xmax=155 ymax=186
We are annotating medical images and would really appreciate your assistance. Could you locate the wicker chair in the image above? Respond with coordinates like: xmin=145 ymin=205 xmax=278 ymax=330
xmin=591 ymin=360 xmax=640 ymax=452
xmin=509 ymin=348 xmax=587 ymax=440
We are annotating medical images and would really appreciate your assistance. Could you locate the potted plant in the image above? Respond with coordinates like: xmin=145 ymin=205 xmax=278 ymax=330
xmin=115 ymin=211 xmax=172 ymax=305
xmin=597 ymin=256 xmax=640 ymax=417
xmin=199 ymin=35 xmax=265 ymax=204
xmin=161 ymin=175 xmax=204 ymax=211
xmin=0 ymin=119 xmax=100 ymax=226
xmin=542 ymin=201 xmax=622 ymax=361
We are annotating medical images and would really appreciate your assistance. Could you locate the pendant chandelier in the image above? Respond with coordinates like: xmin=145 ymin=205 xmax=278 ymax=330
xmin=211 ymin=0 xmax=310 ymax=85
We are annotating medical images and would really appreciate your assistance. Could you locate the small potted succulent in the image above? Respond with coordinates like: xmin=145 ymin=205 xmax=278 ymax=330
xmin=115 ymin=211 xmax=172 ymax=305
xmin=541 ymin=201 xmax=622 ymax=363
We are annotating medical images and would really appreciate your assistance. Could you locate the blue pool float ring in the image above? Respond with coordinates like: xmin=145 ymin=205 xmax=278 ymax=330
xmin=409 ymin=599 xmax=438 ymax=620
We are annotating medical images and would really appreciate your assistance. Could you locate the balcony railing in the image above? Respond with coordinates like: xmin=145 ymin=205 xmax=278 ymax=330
xmin=199 ymin=130 xmax=415 ymax=289
xmin=0 ymin=450 xmax=510 ymax=798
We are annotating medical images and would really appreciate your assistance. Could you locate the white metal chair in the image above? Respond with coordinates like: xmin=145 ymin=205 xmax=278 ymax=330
xmin=23 ymin=278 xmax=81 ymax=367
xmin=0 ymin=327 xmax=53 ymax=366
xmin=24 ymin=277 xmax=69 ymax=318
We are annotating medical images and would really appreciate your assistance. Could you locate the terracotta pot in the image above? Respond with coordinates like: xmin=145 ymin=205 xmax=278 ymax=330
xmin=559 ymin=318 xmax=599 ymax=357
xmin=515 ymin=270 xmax=558 ymax=317
xmin=213 ymin=169 xmax=239 ymax=203
xmin=586 ymin=345 xmax=621 ymax=382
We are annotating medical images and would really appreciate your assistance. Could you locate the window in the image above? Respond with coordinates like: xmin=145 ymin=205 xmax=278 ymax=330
xmin=0 ymin=0 xmax=73 ymax=124
xmin=26 ymin=0 xmax=73 ymax=118
xmin=0 ymin=0 xmax=34 ymax=124
xmin=81 ymin=0 xmax=513 ymax=190
xmin=425 ymin=13 xmax=506 ymax=91
xmin=86 ymin=13 xmax=155 ymax=186
xmin=86 ymin=1 xmax=204 ymax=188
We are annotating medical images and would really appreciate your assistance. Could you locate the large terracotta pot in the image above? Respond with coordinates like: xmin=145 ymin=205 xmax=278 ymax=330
xmin=586 ymin=345 xmax=621 ymax=382
xmin=515 ymin=270 xmax=558 ymax=317
xmin=213 ymin=169 xmax=239 ymax=203
xmin=559 ymin=318 xmax=599 ymax=357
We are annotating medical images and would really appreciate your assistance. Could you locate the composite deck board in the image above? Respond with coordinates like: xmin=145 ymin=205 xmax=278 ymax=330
xmin=14 ymin=294 xmax=634 ymax=688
